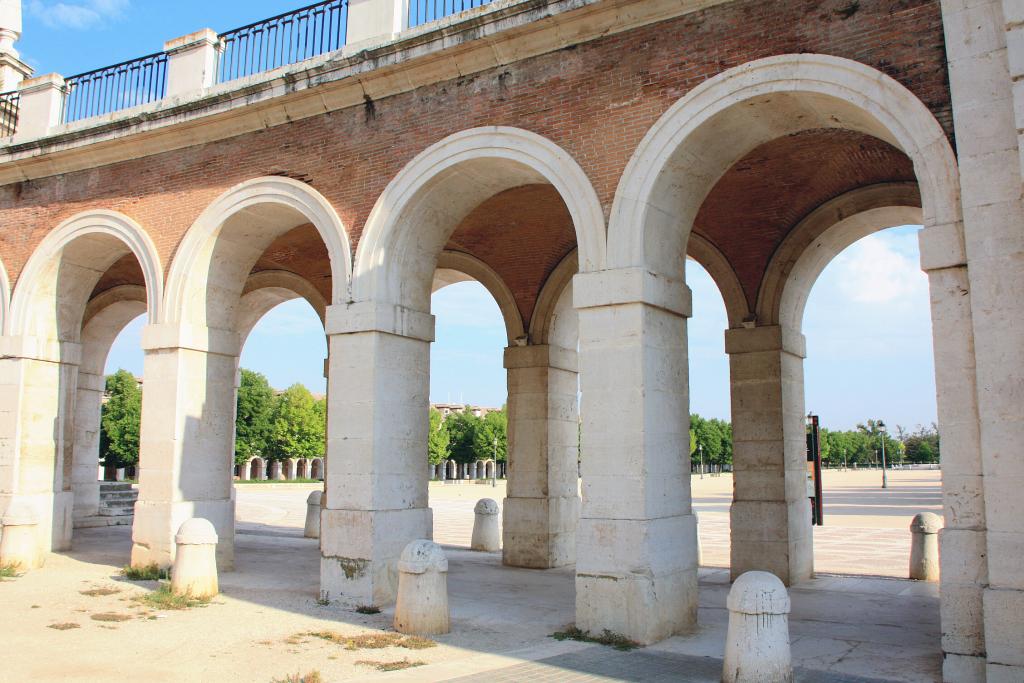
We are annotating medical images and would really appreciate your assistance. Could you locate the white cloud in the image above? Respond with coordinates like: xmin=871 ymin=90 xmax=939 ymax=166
xmin=832 ymin=231 xmax=927 ymax=305
xmin=28 ymin=0 xmax=129 ymax=30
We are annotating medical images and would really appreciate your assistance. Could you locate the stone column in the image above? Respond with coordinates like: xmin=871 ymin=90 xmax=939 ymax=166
xmin=131 ymin=323 xmax=239 ymax=570
xmin=320 ymin=302 xmax=433 ymax=607
xmin=920 ymin=226 xmax=987 ymax=682
xmin=70 ymin=370 xmax=105 ymax=520
xmin=502 ymin=344 xmax=580 ymax=568
xmin=725 ymin=325 xmax=812 ymax=585
xmin=941 ymin=0 xmax=1024 ymax=678
xmin=0 ymin=335 xmax=78 ymax=553
xmin=573 ymin=268 xmax=698 ymax=644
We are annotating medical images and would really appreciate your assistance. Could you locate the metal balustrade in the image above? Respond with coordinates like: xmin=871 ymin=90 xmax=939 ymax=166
xmin=408 ymin=0 xmax=495 ymax=29
xmin=217 ymin=0 xmax=349 ymax=84
xmin=0 ymin=90 xmax=18 ymax=136
xmin=61 ymin=52 xmax=168 ymax=124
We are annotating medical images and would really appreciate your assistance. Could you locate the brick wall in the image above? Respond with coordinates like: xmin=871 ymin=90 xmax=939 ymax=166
xmin=0 ymin=0 xmax=950 ymax=330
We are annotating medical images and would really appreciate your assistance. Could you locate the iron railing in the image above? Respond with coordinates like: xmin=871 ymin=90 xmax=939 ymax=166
xmin=0 ymin=90 xmax=19 ymax=137
xmin=217 ymin=0 xmax=348 ymax=84
xmin=61 ymin=52 xmax=169 ymax=124
xmin=408 ymin=0 xmax=494 ymax=29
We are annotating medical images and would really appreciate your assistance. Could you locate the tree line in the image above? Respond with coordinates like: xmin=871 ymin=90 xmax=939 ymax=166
xmin=428 ymin=406 xmax=508 ymax=464
xmin=99 ymin=368 xmax=939 ymax=468
xmin=99 ymin=368 xmax=327 ymax=468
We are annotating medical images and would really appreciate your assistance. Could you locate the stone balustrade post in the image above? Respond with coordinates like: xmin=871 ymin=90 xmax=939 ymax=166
xmin=163 ymin=29 xmax=221 ymax=98
xmin=15 ymin=73 xmax=64 ymax=140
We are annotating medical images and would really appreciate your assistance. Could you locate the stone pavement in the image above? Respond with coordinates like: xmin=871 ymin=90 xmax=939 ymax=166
xmin=445 ymin=646 xmax=895 ymax=683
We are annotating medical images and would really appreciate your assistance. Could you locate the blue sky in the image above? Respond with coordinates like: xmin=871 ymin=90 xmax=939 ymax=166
xmin=106 ymin=226 xmax=937 ymax=431
xmin=17 ymin=2 xmax=937 ymax=431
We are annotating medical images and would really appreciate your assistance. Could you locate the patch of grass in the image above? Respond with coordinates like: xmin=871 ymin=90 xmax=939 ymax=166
xmin=0 ymin=563 xmax=21 ymax=580
xmin=315 ymin=592 xmax=330 ymax=606
xmin=90 ymin=612 xmax=133 ymax=622
xmin=356 ymin=659 xmax=426 ymax=672
xmin=80 ymin=587 xmax=122 ymax=597
xmin=270 ymin=671 xmax=322 ymax=683
xmin=48 ymin=622 xmax=81 ymax=630
xmin=305 ymin=630 xmax=436 ymax=651
xmin=551 ymin=626 xmax=641 ymax=651
xmin=355 ymin=605 xmax=380 ymax=615
xmin=132 ymin=585 xmax=210 ymax=611
xmin=122 ymin=564 xmax=169 ymax=581
xmin=283 ymin=634 xmax=306 ymax=645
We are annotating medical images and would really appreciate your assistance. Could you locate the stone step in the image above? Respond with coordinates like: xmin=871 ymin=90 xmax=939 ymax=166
xmin=74 ymin=515 xmax=133 ymax=529
xmin=98 ymin=505 xmax=135 ymax=517
xmin=100 ymin=491 xmax=138 ymax=502
xmin=98 ymin=482 xmax=134 ymax=493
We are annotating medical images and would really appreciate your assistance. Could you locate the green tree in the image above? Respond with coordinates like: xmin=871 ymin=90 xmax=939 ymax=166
xmin=445 ymin=410 xmax=482 ymax=463
xmin=428 ymin=407 xmax=451 ymax=464
xmin=903 ymin=424 xmax=940 ymax=463
xmin=472 ymin=408 xmax=508 ymax=462
xmin=99 ymin=369 xmax=142 ymax=468
xmin=235 ymin=369 xmax=275 ymax=464
xmin=690 ymin=414 xmax=733 ymax=467
xmin=267 ymin=383 xmax=325 ymax=461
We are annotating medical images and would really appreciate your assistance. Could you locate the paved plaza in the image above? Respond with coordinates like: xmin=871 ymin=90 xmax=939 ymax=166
xmin=0 ymin=470 xmax=942 ymax=682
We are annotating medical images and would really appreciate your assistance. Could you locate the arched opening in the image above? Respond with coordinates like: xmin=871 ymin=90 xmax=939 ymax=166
xmin=133 ymin=177 xmax=348 ymax=571
xmin=6 ymin=211 xmax=162 ymax=554
xmin=341 ymin=127 xmax=603 ymax=607
xmin=597 ymin=54 xmax=962 ymax=646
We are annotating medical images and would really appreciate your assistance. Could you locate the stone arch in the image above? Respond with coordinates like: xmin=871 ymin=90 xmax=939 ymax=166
xmin=310 ymin=458 xmax=324 ymax=480
xmin=529 ymin=249 xmax=578 ymax=347
xmin=164 ymin=176 xmax=351 ymax=329
xmin=686 ymin=234 xmax=750 ymax=328
xmin=237 ymin=270 xmax=328 ymax=346
xmin=757 ymin=183 xmax=923 ymax=331
xmin=351 ymin=127 xmax=606 ymax=312
xmin=433 ymin=250 xmax=526 ymax=344
xmin=10 ymin=210 xmax=163 ymax=341
xmin=608 ymin=54 xmax=960 ymax=281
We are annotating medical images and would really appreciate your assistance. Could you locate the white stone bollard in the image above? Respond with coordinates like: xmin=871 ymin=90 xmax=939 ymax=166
xmin=0 ymin=502 xmax=43 ymax=570
xmin=909 ymin=512 xmax=942 ymax=581
xmin=171 ymin=518 xmax=219 ymax=599
xmin=723 ymin=571 xmax=793 ymax=683
xmin=471 ymin=498 xmax=501 ymax=551
xmin=304 ymin=490 xmax=322 ymax=539
xmin=394 ymin=540 xmax=450 ymax=636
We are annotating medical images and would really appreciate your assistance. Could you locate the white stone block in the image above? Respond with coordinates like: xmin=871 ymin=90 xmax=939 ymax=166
xmin=470 ymin=498 xmax=500 ymax=552
xmin=723 ymin=571 xmax=793 ymax=683
xmin=304 ymin=490 xmax=322 ymax=539
xmin=910 ymin=512 xmax=942 ymax=581
xmin=393 ymin=540 xmax=449 ymax=636
xmin=171 ymin=518 xmax=218 ymax=599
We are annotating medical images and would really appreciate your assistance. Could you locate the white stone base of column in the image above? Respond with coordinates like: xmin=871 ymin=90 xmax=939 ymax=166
xmin=320 ymin=507 xmax=432 ymax=607
xmin=984 ymin=587 xmax=1024 ymax=678
xmin=987 ymin=663 xmax=1024 ymax=683
xmin=502 ymin=495 xmax=579 ymax=568
xmin=729 ymin=499 xmax=812 ymax=585
xmin=130 ymin=498 xmax=235 ymax=570
xmin=941 ymin=653 xmax=985 ymax=683
xmin=2 ymin=491 xmax=74 ymax=552
xmin=575 ymin=513 xmax=698 ymax=644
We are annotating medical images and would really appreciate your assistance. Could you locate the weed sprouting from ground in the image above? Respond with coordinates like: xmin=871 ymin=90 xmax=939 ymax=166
xmin=305 ymin=631 xmax=436 ymax=650
xmin=551 ymin=625 xmax=641 ymax=651
xmin=132 ymin=585 xmax=210 ymax=610
xmin=48 ymin=622 xmax=81 ymax=630
xmin=121 ymin=564 xmax=169 ymax=581
xmin=0 ymin=563 xmax=20 ymax=580
xmin=355 ymin=605 xmax=380 ymax=614
xmin=270 ymin=671 xmax=322 ymax=683
xmin=315 ymin=591 xmax=330 ymax=606
xmin=356 ymin=659 xmax=426 ymax=672
xmin=90 ymin=612 xmax=133 ymax=622
xmin=80 ymin=587 xmax=122 ymax=597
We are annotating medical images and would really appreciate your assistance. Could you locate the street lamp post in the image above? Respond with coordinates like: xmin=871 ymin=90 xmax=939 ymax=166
xmin=698 ymin=443 xmax=704 ymax=479
xmin=878 ymin=421 xmax=888 ymax=489
xmin=492 ymin=436 xmax=497 ymax=488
